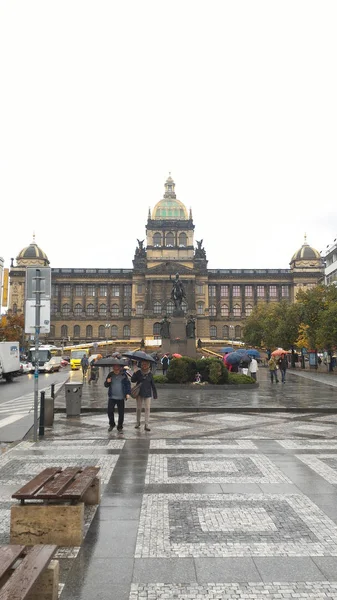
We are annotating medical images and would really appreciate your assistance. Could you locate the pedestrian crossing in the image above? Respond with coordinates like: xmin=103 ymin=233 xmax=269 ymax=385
xmin=0 ymin=382 xmax=65 ymax=418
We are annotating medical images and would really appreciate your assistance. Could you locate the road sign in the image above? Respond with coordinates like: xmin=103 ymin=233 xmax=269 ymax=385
xmin=25 ymin=299 xmax=51 ymax=333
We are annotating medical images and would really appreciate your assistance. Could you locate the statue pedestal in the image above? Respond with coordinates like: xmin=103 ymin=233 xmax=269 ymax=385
xmin=161 ymin=317 xmax=196 ymax=358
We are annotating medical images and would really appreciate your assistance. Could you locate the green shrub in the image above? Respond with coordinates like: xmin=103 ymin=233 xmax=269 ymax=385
xmin=167 ymin=357 xmax=196 ymax=383
xmin=196 ymin=357 xmax=229 ymax=384
xmin=153 ymin=375 xmax=168 ymax=384
xmin=228 ymin=373 xmax=255 ymax=385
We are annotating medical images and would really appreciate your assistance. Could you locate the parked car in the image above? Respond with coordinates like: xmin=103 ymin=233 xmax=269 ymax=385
xmin=20 ymin=361 xmax=33 ymax=374
xmin=61 ymin=359 xmax=69 ymax=367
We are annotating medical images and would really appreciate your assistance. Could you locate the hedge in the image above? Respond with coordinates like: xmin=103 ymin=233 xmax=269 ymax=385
xmin=166 ymin=356 xmax=229 ymax=385
xmin=228 ymin=373 xmax=255 ymax=384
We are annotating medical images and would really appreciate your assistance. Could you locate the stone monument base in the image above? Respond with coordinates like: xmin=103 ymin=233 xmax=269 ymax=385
xmin=161 ymin=317 xmax=197 ymax=358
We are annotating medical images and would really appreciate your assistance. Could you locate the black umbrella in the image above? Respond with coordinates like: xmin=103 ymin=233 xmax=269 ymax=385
xmin=121 ymin=350 xmax=156 ymax=363
xmin=94 ymin=357 xmax=128 ymax=367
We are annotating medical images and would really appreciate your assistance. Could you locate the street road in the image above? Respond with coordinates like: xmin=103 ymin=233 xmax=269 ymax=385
xmin=0 ymin=368 xmax=70 ymax=404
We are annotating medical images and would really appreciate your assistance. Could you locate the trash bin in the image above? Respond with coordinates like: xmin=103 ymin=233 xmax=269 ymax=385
xmin=65 ymin=382 xmax=83 ymax=417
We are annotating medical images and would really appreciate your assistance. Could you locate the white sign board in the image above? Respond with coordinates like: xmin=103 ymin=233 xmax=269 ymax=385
xmin=25 ymin=299 xmax=51 ymax=333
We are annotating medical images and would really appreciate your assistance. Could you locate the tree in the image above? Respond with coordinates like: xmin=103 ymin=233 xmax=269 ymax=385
xmin=243 ymin=301 xmax=300 ymax=349
xmin=316 ymin=304 xmax=337 ymax=351
xmin=296 ymin=285 xmax=337 ymax=349
xmin=0 ymin=313 xmax=25 ymax=342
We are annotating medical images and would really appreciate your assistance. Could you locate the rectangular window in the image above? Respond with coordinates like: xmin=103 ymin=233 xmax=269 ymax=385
xmin=75 ymin=285 xmax=83 ymax=296
xmin=63 ymin=285 xmax=71 ymax=297
xmin=111 ymin=285 xmax=120 ymax=297
xmin=208 ymin=285 xmax=216 ymax=297
xmin=269 ymin=285 xmax=277 ymax=297
xmin=51 ymin=284 xmax=59 ymax=296
xmin=220 ymin=285 xmax=228 ymax=297
xmin=281 ymin=285 xmax=289 ymax=297
xmin=137 ymin=284 xmax=144 ymax=294
xmin=196 ymin=284 xmax=204 ymax=294
xmin=197 ymin=303 xmax=204 ymax=315
xmin=87 ymin=285 xmax=96 ymax=296
xmin=257 ymin=285 xmax=265 ymax=298
xmin=124 ymin=285 xmax=132 ymax=297
xmin=232 ymin=285 xmax=240 ymax=297
xmin=245 ymin=285 xmax=253 ymax=297
xmin=99 ymin=285 xmax=107 ymax=297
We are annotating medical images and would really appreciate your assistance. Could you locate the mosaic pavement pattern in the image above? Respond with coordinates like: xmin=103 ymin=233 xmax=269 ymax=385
xmin=296 ymin=454 xmax=337 ymax=484
xmin=17 ymin=439 xmax=125 ymax=450
xmin=135 ymin=493 xmax=337 ymax=557
xmin=129 ymin=582 xmax=337 ymax=600
xmin=278 ymin=440 xmax=337 ymax=449
xmin=150 ymin=439 xmax=257 ymax=449
xmin=145 ymin=454 xmax=291 ymax=484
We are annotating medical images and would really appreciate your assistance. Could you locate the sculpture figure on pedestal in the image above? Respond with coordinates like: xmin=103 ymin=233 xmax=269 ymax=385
xmin=186 ymin=315 xmax=196 ymax=338
xmin=160 ymin=316 xmax=170 ymax=339
xmin=170 ymin=273 xmax=186 ymax=311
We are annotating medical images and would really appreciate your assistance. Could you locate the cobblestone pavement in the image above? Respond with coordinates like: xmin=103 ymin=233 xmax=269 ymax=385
xmin=2 ymin=372 xmax=337 ymax=599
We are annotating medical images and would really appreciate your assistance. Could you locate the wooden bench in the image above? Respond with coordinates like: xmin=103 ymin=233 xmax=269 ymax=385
xmin=0 ymin=544 xmax=59 ymax=600
xmin=10 ymin=467 xmax=100 ymax=547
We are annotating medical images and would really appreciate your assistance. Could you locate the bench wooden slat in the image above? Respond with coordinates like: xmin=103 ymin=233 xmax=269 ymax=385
xmin=61 ymin=467 xmax=100 ymax=500
xmin=0 ymin=545 xmax=25 ymax=580
xmin=12 ymin=468 xmax=62 ymax=500
xmin=0 ymin=544 xmax=57 ymax=600
xmin=36 ymin=467 xmax=83 ymax=499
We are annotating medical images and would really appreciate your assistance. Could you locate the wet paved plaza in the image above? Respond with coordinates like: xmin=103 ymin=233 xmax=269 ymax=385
xmin=2 ymin=368 xmax=337 ymax=599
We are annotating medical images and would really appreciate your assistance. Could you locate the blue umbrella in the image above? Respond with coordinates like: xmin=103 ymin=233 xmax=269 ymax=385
xmin=224 ymin=352 xmax=242 ymax=365
xmin=220 ymin=347 xmax=234 ymax=354
xmin=236 ymin=349 xmax=248 ymax=354
xmin=246 ymin=349 xmax=261 ymax=358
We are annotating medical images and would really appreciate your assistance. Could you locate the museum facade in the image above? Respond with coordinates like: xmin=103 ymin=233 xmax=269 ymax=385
xmin=8 ymin=176 xmax=324 ymax=345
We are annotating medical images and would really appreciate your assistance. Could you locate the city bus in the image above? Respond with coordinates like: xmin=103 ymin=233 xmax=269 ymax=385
xmin=27 ymin=345 xmax=63 ymax=372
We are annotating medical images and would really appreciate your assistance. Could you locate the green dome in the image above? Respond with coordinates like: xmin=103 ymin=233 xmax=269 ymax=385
xmin=152 ymin=175 xmax=188 ymax=220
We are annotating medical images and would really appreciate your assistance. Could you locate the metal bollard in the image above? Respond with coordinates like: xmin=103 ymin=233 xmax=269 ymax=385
xmin=51 ymin=383 xmax=55 ymax=399
xmin=44 ymin=397 xmax=54 ymax=427
xmin=39 ymin=391 xmax=45 ymax=437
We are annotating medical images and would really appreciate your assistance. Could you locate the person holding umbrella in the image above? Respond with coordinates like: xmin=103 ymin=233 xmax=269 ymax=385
xmin=131 ymin=358 xmax=158 ymax=431
xmin=104 ymin=359 xmax=131 ymax=432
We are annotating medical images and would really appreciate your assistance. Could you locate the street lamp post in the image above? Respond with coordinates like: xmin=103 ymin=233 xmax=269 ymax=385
xmin=229 ymin=325 xmax=235 ymax=347
xmin=105 ymin=323 xmax=111 ymax=355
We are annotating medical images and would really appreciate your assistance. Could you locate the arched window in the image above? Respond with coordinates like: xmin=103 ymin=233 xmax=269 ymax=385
xmin=62 ymin=304 xmax=70 ymax=316
xmin=73 ymin=325 xmax=80 ymax=338
xmin=86 ymin=325 xmax=93 ymax=338
xmin=210 ymin=325 xmax=217 ymax=338
xmin=153 ymin=232 xmax=162 ymax=247
xmin=99 ymin=303 xmax=107 ymax=317
xmin=98 ymin=325 xmax=105 ymax=338
xmin=61 ymin=325 xmax=68 ymax=337
xmin=123 ymin=325 xmax=130 ymax=339
xmin=153 ymin=301 xmax=162 ymax=315
xmin=50 ymin=325 xmax=55 ymax=337
xmin=111 ymin=304 xmax=119 ymax=316
xmin=153 ymin=322 xmax=161 ymax=337
xmin=136 ymin=302 xmax=144 ymax=316
xmin=51 ymin=304 xmax=58 ymax=315
xmin=166 ymin=232 xmax=174 ymax=247
xmin=124 ymin=305 xmax=131 ymax=317
xmin=235 ymin=325 xmax=241 ymax=339
xmin=166 ymin=300 xmax=174 ymax=316
xmin=197 ymin=302 xmax=204 ymax=315
xmin=86 ymin=304 xmax=95 ymax=316
xmin=233 ymin=304 xmax=241 ymax=317
xmin=74 ymin=303 xmax=82 ymax=316
xmin=111 ymin=325 xmax=118 ymax=338
xmin=209 ymin=305 xmax=216 ymax=317
xmin=222 ymin=325 xmax=229 ymax=338
xmin=178 ymin=232 xmax=187 ymax=247
xmin=245 ymin=304 xmax=253 ymax=316
xmin=221 ymin=304 xmax=229 ymax=317
xmin=181 ymin=300 xmax=188 ymax=314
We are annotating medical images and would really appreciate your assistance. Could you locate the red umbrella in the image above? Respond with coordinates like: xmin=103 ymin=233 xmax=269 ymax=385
xmin=172 ymin=353 xmax=182 ymax=358
xmin=271 ymin=348 xmax=287 ymax=356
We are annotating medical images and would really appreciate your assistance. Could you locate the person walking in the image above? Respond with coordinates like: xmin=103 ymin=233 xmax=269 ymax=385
xmin=104 ymin=360 xmax=131 ymax=432
xmin=268 ymin=356 xmax=279 ymax=383
xmin=131 ymin=359 xmax=157 ymax=431
xmin=249 ymin=357 xmax=258 ymax=381
xmin=80 ymin=354 xmax=89 ymax=378
xmin=277 ymin=353 xmax=288 ymax=383
xmin=161 ymin=354 xmax=169 ymax=376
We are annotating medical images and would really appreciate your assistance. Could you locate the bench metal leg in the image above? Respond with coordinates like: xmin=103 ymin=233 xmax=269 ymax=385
xmin=10 ymin=504 xmax=85 ymax=547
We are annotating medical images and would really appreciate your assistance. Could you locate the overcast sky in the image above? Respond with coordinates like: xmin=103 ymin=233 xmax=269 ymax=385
xmin=1 ymin=0 xmax=336 ymax=271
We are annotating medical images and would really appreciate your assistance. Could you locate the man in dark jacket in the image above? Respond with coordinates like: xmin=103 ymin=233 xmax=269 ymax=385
xmin=131 ymin=360 xmax=157 ymax=431
xmin=161 ymin=354 xmax=169 ymax=376
xmin=277 ymin=354 xmax=288 ymax=383
xmin=104 ymin=362 xmax=131 ymax=432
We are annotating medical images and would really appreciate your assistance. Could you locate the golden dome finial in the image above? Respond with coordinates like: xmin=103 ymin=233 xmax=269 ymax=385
xmin=304 ymin=232 xmax=307 ymax=244
xmin=33 ymin=232 xmax=36 ymax=243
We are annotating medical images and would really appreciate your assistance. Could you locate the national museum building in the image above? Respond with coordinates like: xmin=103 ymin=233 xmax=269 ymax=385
xmin=8 ymin=176 xmax=324 ymax=345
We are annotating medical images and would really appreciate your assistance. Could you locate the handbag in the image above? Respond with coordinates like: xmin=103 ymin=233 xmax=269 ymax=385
xmin=130 ymin=382 xmax=141 ymax=399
